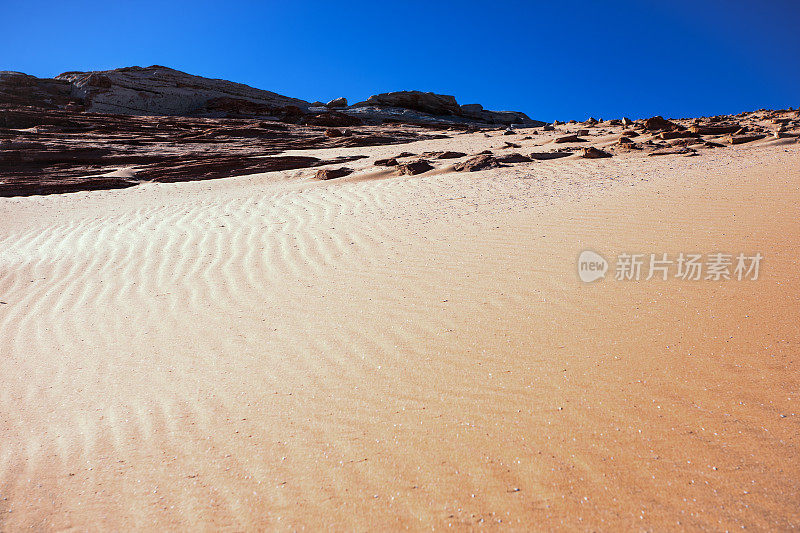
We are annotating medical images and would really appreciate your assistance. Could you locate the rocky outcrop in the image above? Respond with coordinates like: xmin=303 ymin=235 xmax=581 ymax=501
xmin=581 ymin=147 xmax=612 ymax=159
xmin=315 ymin=167 xmax=353 ymax=180
xmin=496 ymin=152 xmax=531 ymax=163
xmin=0 ymin=71 xmax=76 ymax=109
xmin=454 ymin=154 xmax=500 ymax=172
xmin=0 ymin=107 xmax=438 ymax=196
xmin=301 ymin=111 xmax=363 ymax=127
xmin=351 ymin=90 xmax=541 ymax=126
xmin=1 ymin=66 xmax=544 ymax=127
xmin=325 ymin=97 xmax=348 ymax=108
xmin=553 ymin=134 xmax=585 ymax=143
xmin=643 ymin=116 xmax=682 ymax=131
xmin=397 ymin=159 xmax=434 ymax=175
xmin=529 ymin=151 xmax=572 ymax=160
xmin=354 ymin=91 xmax=461 ymax=116
xmin=55 ymin=65 xmax=311 ymax=117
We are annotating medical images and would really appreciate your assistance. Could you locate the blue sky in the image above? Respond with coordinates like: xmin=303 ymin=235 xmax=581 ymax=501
xmin=2 ymin=0 xmax=798 ymax=121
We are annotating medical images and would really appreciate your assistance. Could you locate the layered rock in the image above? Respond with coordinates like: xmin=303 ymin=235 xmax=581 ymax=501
xmin=1 ymin=66 xmax=543 ymax=128
xmin=55 ymin=65 xmax=311 ymax=117
xmin=0 ymin=71 xmax=75 ymax=109
xmin=350 ymin=91 xmax=542 ymax=126
xmin=0 ymin=107 xmax=440 ymax=196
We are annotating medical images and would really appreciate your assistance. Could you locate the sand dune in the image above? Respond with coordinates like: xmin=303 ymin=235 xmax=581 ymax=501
xmin=0 ymin=134 xmax=798 ymax=529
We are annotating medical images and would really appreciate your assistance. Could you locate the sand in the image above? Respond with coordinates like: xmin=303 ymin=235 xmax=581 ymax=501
xmin=0 ymin=131 xmax=798 ymax=530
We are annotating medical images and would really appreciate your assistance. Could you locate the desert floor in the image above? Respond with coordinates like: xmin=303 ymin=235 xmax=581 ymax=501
xmin=0 ymin=132 xmax=798 ymax=530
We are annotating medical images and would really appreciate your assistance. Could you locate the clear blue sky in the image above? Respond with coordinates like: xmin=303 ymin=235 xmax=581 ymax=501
xmin=2 ymin=0 xmax=798 ymax=121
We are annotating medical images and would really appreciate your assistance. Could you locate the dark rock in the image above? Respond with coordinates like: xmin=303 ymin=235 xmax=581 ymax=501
xmin=657 ymin=130 xmax=697 ymax=140
xmin=435 ymin=151 xmax=467 ymax=159
xmin=0 ymin=107 xmax=433 ymax=196
xmin=397 ymin=159 xmax=434 ymax=175
xmin=326 ymin=97 xmax=348 ymax=108
xmin=375 ymin=158 xmax=399 ymax=166
xmin=529 ymin=151 xmax=572 ymax=160
xmin=325 ymin=128 xmax=343 ymax=138
xmin=316 ymin=167 xmax=353 ymax=180
xmin=496 ymin=152 xmax=531 ymax=163
xmin=0 ymin=71 xmax=74 ymax=109
xmin=724 ymin=134 xmax=766 ymax=145
xmin=454 ymin=154 xmax=500 ymax=172
xmin=643 ymin=116 xmax=681 ymax=131
xmin=302 ymin=112 xmax=363 ymax=127
xmin=688 ymin=123 xmax=741 ymax=135
xmin=581 ymin=147 xmax=612 ymax=159
xmin=56 ymin=65 xmax=311 ymax=116
xmin=355 ymin=91 xmax=462 ymax=116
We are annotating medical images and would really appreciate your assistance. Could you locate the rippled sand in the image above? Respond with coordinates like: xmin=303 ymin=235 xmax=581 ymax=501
xmin=1 ymin=133 xmax=798 ymax=530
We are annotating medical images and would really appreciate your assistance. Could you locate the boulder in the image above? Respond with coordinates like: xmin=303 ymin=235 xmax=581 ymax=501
xmin=724 ymin=134 xmax=766 ymax=145
xmin=656 ymin=130 xmax=697 ymax=140
xmin=496 ymin=152 xmax=531 ymax=163
xmin=316 ymin=167 xmax=353 ymax=180
xmin=688 ymin=123 xmax=741 ymax=135
xmin=454 ymin=154 xmax=500 ymax=172
xmin=553 ymin=134 xmax=585 ymax=143
xmin=435 ymin=151 xmax=467 ymax=159
xmin=397 ymin=159 xmax=434 ymax=175
xmin=581 ymin=147 xmax=612 ymax=159
xmin=643 ymin=116 xmax=680 ymax=131
xmin=374 ymin=158 xmax=399 ymax=166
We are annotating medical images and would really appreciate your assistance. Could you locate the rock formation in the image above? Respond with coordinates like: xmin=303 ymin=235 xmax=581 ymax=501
xmin=55 ymin=65 xmax=310 ymax=117
xmin=1 ymin=66 xmax=541 ymax=128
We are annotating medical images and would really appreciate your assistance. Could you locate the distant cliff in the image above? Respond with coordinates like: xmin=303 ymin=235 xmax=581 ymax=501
xmin=1 ymin=65 xmax=542 ymax=127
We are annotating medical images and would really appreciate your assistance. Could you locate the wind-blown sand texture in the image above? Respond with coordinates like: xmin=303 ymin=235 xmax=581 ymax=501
xmin=1 ymin=130 xmax=798 ymax=530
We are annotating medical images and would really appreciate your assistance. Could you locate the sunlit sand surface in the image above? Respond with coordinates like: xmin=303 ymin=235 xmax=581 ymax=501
xmin=1 ymin=134 xmax=798 ymax=530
